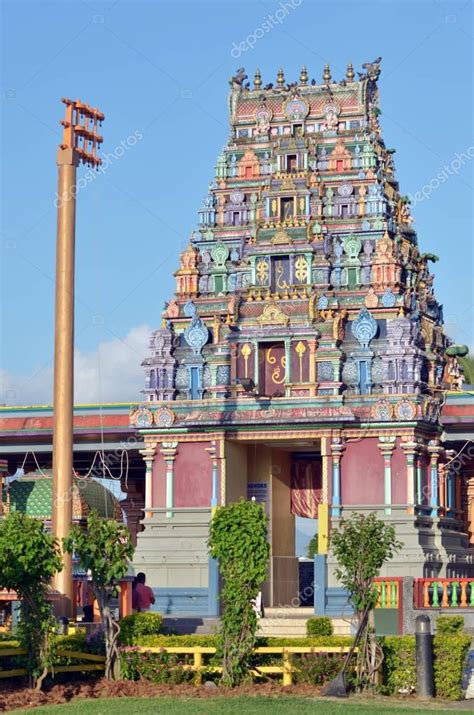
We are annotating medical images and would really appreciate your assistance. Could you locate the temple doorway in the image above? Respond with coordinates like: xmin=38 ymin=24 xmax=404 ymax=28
xmin=225 ymin=439 xmax=321 ymax=607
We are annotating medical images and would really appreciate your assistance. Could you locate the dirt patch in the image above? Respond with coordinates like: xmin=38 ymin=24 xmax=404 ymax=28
xmin=0 ymin=679 xmax=322 ymax=712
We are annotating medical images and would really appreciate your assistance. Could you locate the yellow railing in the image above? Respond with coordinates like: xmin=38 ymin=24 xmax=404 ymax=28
xmin=134 ymin=646 xmax=353 ymax=687
xmin=0 ymin=649 xmax=105 ymax=679
xmin=1 ymin=645 xmax=352 ymax=686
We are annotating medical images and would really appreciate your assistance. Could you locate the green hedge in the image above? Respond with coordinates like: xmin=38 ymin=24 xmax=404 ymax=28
xmin=306 ymin=617 xmax=333 ymax=636
xmin=433 ymin=634 xmax=471 ymax=700
xmin=382 ymin=634 xmax=471 ymax=700
xmin=436 ymin=615 xmax=464 ymax=635
xmin=381 ymin=636 xmax=416 ymax=695
xmin=132 ymin=634 xmax=354 ymax=649
xmin=119 ymin=613 xmax=164 ymax=645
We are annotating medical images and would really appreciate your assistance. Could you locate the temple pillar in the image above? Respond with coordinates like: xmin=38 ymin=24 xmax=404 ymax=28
xmin=160 ymin=441 xmax=178 ymax=518
xmin=401 ymin=438 xmax=418 ymax=514
xmin=140 ymin=442 xmax=156 ymax=517
xmin=330 ymin=438 xmax=344 ymax=517
xmin=378 ymin=435 xmax=396 ymax=515
xmin=317 ymin=437 xmax=330 ymax=554
xmin=427 ymin=441 xmax=441 ymax=518
xmin=415 ymin=449 xmax=423 ymax=506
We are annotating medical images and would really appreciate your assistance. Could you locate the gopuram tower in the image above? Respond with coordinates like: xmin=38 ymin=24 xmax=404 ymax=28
xmin=131 ymin=60 xmax=471 ymax=616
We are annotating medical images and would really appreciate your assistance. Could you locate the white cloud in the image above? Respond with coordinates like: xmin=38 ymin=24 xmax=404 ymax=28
xmin=0 ymin=324 xmax=151 ymax=406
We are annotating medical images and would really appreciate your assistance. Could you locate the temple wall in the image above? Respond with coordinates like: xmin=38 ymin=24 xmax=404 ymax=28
xmin=151 ymin=441 xmax=213 ymax=508
xmin=225 ymin=441 xmax=248 ymax=502
xmin=173 ymin=442 xmax=213 ymax=507
xmin=391 ymin=439 xmax=406 ymax=505
xmin=340 ymin=439 xmax=384 ymax=505
xmin=271 ymin=448 xmax=298 ymax=606
xmin=152 ymin=452 xmax=166 ymax=508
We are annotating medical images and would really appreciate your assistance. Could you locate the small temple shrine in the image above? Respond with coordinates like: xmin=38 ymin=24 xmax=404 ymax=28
xmin=127 ymin=60 xmax=472 ymax=614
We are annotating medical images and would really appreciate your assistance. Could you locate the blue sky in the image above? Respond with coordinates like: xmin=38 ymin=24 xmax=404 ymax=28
xmin=1 ymin=0 xmax=473 ymax=405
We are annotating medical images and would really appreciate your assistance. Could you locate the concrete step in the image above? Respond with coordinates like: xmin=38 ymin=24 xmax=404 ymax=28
xmin=264 ymin=607 xmax=314 ymax=618
xmin=258 ymin=613 xmax=354 ymax=638
xmin=161 ymin=617 xmax=218 ymax=635
xmin=160 ymin=612 xmax=354 ymax=638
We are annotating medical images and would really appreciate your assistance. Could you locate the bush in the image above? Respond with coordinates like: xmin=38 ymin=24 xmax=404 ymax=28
xmin=129 ymin=633 xmax=353 ymax=649
xmin=306 ymin=617 xmax=333 ymax=637
xmin=382 ymin=634 xmax=471 ymax=700
xmin=381 ymin=636 xmax=416 ymax=695
xmin=120 ymin=647 xmax=194 ymax=684
xmin=433 ymin=634 xmax=471 ymax=700
xmin=119 ymin=613 xmax=164 ymax=645
xmin=292 ymin=652 xmax=344 ymax=685
xmin=436 ymin=615 xmax=464 ymax=635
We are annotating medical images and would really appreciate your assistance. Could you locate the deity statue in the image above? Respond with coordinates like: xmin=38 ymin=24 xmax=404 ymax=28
xmin=443 ymin=356 xmax=464 ymax=391
xmin=333 ymin=309 xmax=348 ymax=343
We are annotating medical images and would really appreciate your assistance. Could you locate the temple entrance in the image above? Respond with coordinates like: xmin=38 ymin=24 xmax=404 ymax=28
xmin=225 ymin=439 xmax=321 ymax=607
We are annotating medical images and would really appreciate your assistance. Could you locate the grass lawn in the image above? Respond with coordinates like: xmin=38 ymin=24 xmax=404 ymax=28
xmin=10 ymin=697 xmax=469 ymax=714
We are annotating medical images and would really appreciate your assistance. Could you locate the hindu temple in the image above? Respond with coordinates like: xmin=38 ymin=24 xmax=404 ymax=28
xmin=128 ymin=59 xmax=472 ymax=614
xmin=1 ymin=60 xmax=473 ymax=622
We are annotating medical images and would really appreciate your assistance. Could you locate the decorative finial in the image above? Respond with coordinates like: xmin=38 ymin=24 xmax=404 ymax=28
xmin=299 ymin=65 xmax=308 ymax=85
xmin=323 ymin=64 xmax=331 ymax=84
xmin=254 ymin=68 xmax=262 ymax=90
xmin=277 ymin=67 xmax=285 ymax=87
xmin=346 ymin=62 xmax=355 ymax=82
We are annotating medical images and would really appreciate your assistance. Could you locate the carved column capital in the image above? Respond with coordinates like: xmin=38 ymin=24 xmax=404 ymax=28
xmin=159 ymin=441 xmax=179 ymax=462
xmin=378 ymin=435 xmax=396 ymax=457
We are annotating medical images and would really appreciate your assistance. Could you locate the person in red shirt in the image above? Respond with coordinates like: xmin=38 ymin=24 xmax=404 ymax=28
xmin=132 ymin=572 xmax=156 ymax=612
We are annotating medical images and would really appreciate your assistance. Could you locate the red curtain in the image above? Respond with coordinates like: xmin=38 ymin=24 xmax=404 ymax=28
xmin=291 ymin=460 xmax=322 ymax=519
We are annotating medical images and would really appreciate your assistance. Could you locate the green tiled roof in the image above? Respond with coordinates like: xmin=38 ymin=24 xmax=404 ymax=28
xmin=3 ymin=470 xmax=121 ymax=521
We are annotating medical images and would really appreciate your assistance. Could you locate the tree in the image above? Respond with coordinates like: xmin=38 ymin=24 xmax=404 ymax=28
xmin=208 ymin=499 xmax=270 ymax=686
xmin=330 ymin=512 xmax=402 ymax=690
xmin=64 ymin=511 xmax=134 ymax=680
xmin=307 ymin=534 xmax=319 ymax=559
xmin=0 ymin=512 xmax=62 ymax=689
xmin=459 ymin=354 xmax=474 ymax=385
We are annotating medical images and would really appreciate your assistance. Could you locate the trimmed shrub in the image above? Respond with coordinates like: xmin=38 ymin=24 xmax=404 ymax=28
xmin=436 ymin=615 xmax=464 ymax=635
xmin=306 ymin=617 xmax=333 ymax=637
xmin=381 ymin=634 xmax=471 ymax=701
xmin=433 ymin=634 xmax=471 ymax=700
xmin=119 ymin=613 xmax=163 ymax=645
xmin=130 ymin=633 xmax=353 ymax=649
xmin=292 ymin=652 xmax=344 ymax=685
xmin=120 ymin=647 xmax=194 ymax=684
xmin=381 ymin=636 xmax=416 ymax=695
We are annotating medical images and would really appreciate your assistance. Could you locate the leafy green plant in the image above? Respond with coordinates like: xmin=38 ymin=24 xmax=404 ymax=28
xmin=64 ymin=511 xmax=134 ymax=680
xmin=306 ymin=617 xmax=333 ymax=637
xmin=330 ymin=513 xmax=402 ymax=690
xmin=459 ymin=354 xmax=474 ymax=384
xmin=119 ymin=612 xmax=164 ymax=645
xmin=436 ymin=615 xmax=464 ymax=635
xmin=433 ymin=634 xmax=471 ymax=700
xmin=293 ymin=652 xmax=345 ymax=685
xmin=129 ymin=633 xmax=354 ymax=649
xmin=119 ymin=647 xmax=193 ymax=684
xmin=208 ymin=499 xmax=270 ymax=686
xmin=380 ymin=636 xmax=416 ymax=695
xmin=306 ymin=534 xmax=319 ymax=559
xmin=0 ymin=512 xmax=62 ymax=689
